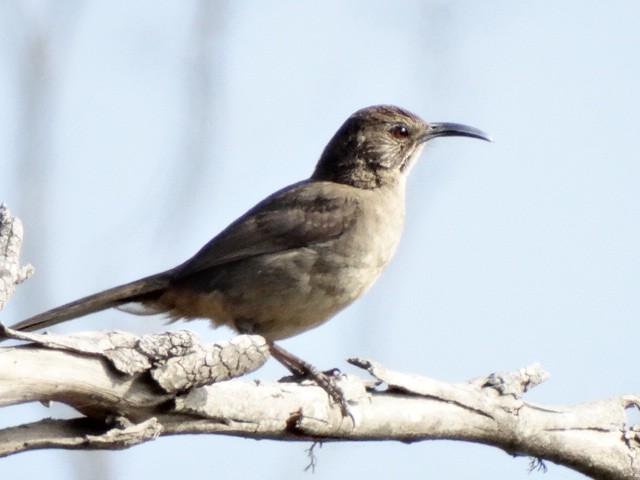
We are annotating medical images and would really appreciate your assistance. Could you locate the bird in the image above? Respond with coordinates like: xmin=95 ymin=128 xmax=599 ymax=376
xmin=11 ymin=105 xmax=491 ymax=408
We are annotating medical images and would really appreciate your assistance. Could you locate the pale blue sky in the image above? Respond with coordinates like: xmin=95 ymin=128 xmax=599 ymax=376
xmin=1 ymin=2 xmax=639 ymax=479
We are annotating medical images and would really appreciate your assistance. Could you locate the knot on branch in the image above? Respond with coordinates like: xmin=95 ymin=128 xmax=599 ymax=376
xmin=476 ymin=363 xmax=550 ymax=398
xmin=142 ymin=332 xmax=270 ymax=393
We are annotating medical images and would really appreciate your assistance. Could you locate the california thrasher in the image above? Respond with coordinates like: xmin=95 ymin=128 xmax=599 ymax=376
xmin=11 ymin=105 xmax=491 ymax=407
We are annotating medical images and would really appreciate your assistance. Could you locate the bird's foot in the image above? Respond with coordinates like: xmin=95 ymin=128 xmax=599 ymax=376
xmin=268 ymin=342 xmax=351 ymax=417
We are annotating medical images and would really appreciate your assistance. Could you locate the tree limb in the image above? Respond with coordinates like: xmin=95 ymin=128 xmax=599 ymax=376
xmin=2 ymin=204 xmax=640 ymax=479
xmin=0 ymin=204 xmax=34 ymax=310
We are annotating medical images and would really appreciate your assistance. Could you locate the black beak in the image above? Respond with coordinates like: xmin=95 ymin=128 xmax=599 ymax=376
xmin=422 ymin=122 xmax=493 ymax=143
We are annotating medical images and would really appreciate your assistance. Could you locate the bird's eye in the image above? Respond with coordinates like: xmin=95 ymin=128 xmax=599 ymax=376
xmin=391 ymin=125 xmax=409 ymax=139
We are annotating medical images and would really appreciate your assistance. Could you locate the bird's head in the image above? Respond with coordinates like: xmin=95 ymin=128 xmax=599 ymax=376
xmin=312 ymin=105 xmax=492 ymax=188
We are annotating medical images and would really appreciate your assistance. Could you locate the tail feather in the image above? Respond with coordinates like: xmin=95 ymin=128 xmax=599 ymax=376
xmin=11 ymin=272 xmax=172 ymax=332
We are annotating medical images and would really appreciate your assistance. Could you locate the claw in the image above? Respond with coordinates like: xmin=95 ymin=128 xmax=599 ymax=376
xmin=269 ymin=342 xmax=352 ymax=418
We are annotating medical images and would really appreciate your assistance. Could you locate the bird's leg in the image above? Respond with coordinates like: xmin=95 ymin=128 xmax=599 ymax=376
xmin=268 ymin=342 xmax=350 ymax=416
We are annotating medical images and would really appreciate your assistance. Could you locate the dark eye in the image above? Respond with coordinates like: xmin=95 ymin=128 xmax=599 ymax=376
xmin=391 ymin=125 xmax=409 ymax=139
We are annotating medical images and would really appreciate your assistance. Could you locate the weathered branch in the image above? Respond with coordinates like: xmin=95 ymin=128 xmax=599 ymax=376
xmin=0 ymin=204 xmax=34 ymax=310
xmin=2 ymin=204 xmax=640 ymax=479
xmin=0 ymin=327 xmax=270 ymax=416
xmin=1 ymin=327 xmax=640 ymax=479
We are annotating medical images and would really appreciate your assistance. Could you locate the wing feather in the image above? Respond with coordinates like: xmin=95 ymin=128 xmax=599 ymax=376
xmin=175 ymin=180 xmax=360 ymax=277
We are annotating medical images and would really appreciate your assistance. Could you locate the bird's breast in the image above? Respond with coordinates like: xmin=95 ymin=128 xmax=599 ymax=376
xmin=317 ymin=183 xmax=406 ymax=295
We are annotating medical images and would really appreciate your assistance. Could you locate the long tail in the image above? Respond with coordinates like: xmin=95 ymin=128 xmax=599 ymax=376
xmin=11 ymin=271 xmax=173 ymax=332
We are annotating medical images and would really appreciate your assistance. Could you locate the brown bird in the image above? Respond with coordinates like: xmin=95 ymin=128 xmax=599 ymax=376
xmin=12 ymin=105 xmax=491 ymax=406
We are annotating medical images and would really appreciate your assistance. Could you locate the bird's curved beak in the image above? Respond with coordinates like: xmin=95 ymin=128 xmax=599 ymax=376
xmin=423 ymin=122 xmax=493 ymax=143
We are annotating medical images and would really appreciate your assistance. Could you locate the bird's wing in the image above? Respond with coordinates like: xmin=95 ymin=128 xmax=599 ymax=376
xmin=175 ymin=180 xmax=361 ymax=277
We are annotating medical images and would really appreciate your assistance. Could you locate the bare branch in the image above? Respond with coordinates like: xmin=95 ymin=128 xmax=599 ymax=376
xmin=0 ymin=417 xmax=162 ymax=457
xmin=1 ymin=328 xmax=640 ymax=479
xmin=0 ymin=204 xmax=34 ymax=310
xmin=3 ymin=206 xmax=640 ymax=480
xmin=0 ymin=329 xmax=269 ymax=416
